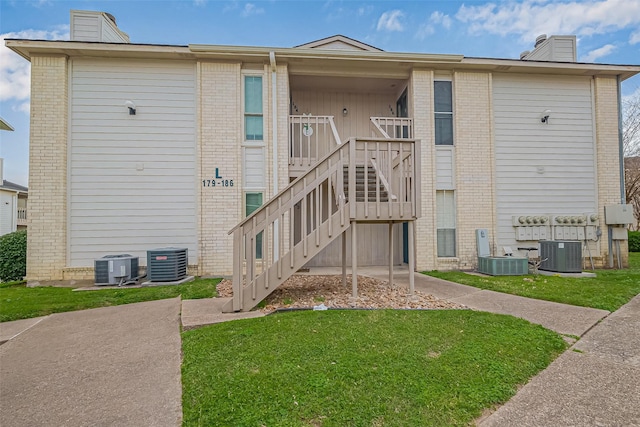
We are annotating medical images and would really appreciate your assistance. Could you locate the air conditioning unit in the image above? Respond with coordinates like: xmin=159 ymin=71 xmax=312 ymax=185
xmin=94 ymin=254 xmax=139 ymax=285
xmin=146 ymin=247 xmax=188 ymax=282
xmin=539 ymin=241 xmax=582 ymax=273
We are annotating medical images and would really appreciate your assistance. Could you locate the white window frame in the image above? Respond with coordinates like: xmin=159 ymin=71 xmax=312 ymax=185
xmin=242 ymin=72 xmax=266 ymax=148
xmin=434 ymin=79 xmax=454 ymax=146
xmin=436 ymin=189 xmax=457 ymax=258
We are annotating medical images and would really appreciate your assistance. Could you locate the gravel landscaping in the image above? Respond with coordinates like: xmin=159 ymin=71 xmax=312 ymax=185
xmin=216 ymin=274 xmax=466 ymax=311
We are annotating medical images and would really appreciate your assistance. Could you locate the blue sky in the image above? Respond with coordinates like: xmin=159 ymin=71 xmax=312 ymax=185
xmin=1 ymin=0 xmax=639 ymax=186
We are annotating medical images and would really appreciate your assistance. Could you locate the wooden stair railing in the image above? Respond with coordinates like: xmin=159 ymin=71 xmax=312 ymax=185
xmin=224 ymin=137 xmax=419 ymax=313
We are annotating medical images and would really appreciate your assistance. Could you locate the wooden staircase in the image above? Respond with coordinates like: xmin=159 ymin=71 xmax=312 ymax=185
xmin=223 ymin=137 xmax=420 ymax=313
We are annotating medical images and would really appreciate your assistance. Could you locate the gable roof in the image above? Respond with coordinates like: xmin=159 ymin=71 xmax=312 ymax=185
xmin=294 ymin=35 xmax=383 ymax=52
xmin=1 ymin=180 xmax=28 ymax=193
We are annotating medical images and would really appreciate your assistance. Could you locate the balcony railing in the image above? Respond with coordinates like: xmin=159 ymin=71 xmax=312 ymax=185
xmin=17 ymin=208 xmax=27 ymax=226
xmin=370 ymin=117 xmax=413 ymax=139
xmin=289 ymin=115 xmax=342 ymax=171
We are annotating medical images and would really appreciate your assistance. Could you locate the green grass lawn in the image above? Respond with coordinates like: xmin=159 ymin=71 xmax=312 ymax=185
xmin=182 ymin=310 xmax=567 ymax=427
xmin=425 ymin=252 xmax=640 ymax=312
xmin=0 ymin=278 xmax=219 ymax=322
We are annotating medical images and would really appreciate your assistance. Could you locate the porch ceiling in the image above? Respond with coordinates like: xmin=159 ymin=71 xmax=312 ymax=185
xmin=289 ymin=75 xmax=405 ymax=94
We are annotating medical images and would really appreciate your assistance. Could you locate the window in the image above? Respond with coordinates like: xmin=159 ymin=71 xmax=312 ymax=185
xmin=245 ymin=192 xmax=264 ymax=259
xmin=436 ymin=190 xmax=456 ymax=257
xmin=244 ymin=76 xmax=263 ymax=141
xmin=434 ymin=81 xmax=453 ymax=145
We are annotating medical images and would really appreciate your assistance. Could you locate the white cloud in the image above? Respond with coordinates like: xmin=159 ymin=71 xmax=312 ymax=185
xmin=377 ymin=10 xmax=405 ymax=32
xmin=580 ymin=44 xmax=617 ymax=62
xmin=415 ymin=10 xmax=452 ymax=41
xmin=430 ymin=11 xmax=452 ymax=30
xmin=415 ymin=24 xmax=435 ymax=41
xmin=241 ymin=3 xmax=264 ymax=17
xmin=456 ymin=0 xmax=640 ymax=43
xmin=630 ymin=30 xmax=640 ymax=45
xmin=193 ymin=0 xmax=207 ymax=6
xmin=0 ymin=28 xmax=69 ymax=114
xmin=357 ymin=5 xmax=374 ymax=17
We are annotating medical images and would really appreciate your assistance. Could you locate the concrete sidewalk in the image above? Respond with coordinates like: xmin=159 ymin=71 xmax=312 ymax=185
xmin=0 ymin=269 xmax=633 ymax=427
xmin=0 ymin=298 xmax=182 ymax=427
xmin=480 ymin=293 xmax=640 ymax=426
xmin=343 ymin=265 xmax=610 ymax=337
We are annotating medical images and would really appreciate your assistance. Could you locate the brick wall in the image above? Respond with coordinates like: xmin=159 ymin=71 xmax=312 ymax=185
xmin=198 ymin=62 xmax=243 ymax=276
xmin=451 ymin=71 xmax=496 ymax=269
xmin=26 ymin=55 xmax=68 ymax=281
xmin=594 ymin=76 xmax=628 ymax=267
xmin=410 ymin=69 xmax=437 ymax=271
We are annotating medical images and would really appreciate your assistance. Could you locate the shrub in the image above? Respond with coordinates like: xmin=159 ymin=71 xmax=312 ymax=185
xmin=0 ymin=230 xmax=27 ymax=282
xmin=630 ymin=231 xmax=640 ymax=252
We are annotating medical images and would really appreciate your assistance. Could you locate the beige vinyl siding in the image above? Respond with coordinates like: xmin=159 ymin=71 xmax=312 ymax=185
xmin=305 ymin=223 xmax=403 ymax=267
xmin=291 ymin=91 xmax=396 ymax=141
xmin=243 ymin=147 xmax=265 ymax=189
xmin=0 ymin=191 xmax=16 ymax=235
xmin=525 ymin=37 xmax=576 ymax=62
xmin=493 ymin=73 xmax=596 ymax=248
xmin=553 ymin=38 xmax=577 ymax=62
xmin=291 ymin=90 xmax=400 ymax=265
xmin=69 ymin=58 xmax=197 ymax=267
xmin=71 ymin=14 xmax=100 ymax=41
xmin=435 ymin=147 xmax=455 ymax=190
xmin=71 ymin=11 xmax=128 ymax=43
xmin=101 ymin=20 xmax=124 ymax=43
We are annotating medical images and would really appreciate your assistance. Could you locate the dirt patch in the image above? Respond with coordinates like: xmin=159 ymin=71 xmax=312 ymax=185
xmin=216 ymin=275 xmax=466 ymax=312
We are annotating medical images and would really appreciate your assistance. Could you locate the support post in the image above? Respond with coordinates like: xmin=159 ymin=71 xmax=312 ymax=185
xmin=351 ymin=221 xmax=358 ymax=298
xmin=342 ymin=229 xmax=347 ymax=287
xmin=408 ymin=220 xmax=415 ymax=295
xmin=389 ymin=222 xmax=394 ymax=286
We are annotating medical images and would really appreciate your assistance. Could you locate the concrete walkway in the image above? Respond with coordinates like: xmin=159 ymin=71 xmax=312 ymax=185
xmin=0 ymin=298 xmax=182 ymax=427
xmin=0 ymin=270 xmax=636 ymax=426
xmin=480 ymin=293 xmax=640 ymax=426
xmin=330 ymin=265 xmax=610 ymax=337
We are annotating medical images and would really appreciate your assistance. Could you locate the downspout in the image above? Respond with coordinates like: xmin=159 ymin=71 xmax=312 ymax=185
xmin=270 ymin=51 xmax=279 ymax=260
xmin=617 ymin=75 xmax=625 ymax=204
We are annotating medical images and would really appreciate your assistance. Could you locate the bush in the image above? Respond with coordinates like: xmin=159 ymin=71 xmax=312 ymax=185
xmin=0 ymin=230 xmax=27 ymax=282
xmin=630 ymin=231 xmax=640 ymax=252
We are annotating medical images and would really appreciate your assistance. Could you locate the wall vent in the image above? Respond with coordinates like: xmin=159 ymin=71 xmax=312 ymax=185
xmin=146 ymin=247 xmax=188 ymax=282
xmin=94 ymin=254 xmax=139 ymax=285
xmin=539 ymin=241 xmax=582 ymax=273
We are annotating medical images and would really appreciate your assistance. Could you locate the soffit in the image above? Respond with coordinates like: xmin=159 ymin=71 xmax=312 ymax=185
xmin=290 ymin=75 xmax=405 ymax=94
xmin=5 ymin=39 xmax=640 ymax=81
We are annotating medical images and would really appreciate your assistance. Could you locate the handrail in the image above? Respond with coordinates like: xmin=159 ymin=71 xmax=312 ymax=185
xmin=328 ymin=116 xmax=342 ymax=147
xmin=370 ymin=117 xmax=413 ymax=139
xmin=17 ymin=208 xmax=27 ymax=220
xmin=370 ymin=159 xmax=397 ymax=200
xmin=227 ymin=137 xmax=420 ymax=312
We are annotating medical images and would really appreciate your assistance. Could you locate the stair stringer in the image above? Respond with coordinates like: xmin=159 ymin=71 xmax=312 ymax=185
xmin=222 ymin=202 xmax=351 ymax=313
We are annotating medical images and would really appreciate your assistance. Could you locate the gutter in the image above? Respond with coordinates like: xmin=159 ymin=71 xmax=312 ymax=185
xmin=617 ymin=75 xmax=625 ymax=204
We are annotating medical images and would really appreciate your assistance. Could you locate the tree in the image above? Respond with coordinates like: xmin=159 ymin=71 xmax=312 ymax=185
xmin=624 ymin=90 xmax=640 ymax=230
xmin=625 ymin=157 xmax=639 ymax=231
xmin=623 ymin=90 xmax=640 ymax=157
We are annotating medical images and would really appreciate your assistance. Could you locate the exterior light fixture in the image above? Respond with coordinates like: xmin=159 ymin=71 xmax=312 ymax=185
xmin=342 ymin=107 xmax=348 ymax=116
xmin=124 ymin=100 xmax=136 ymax=115
xmin=540 ymin=109 xmax=551 ymax=123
